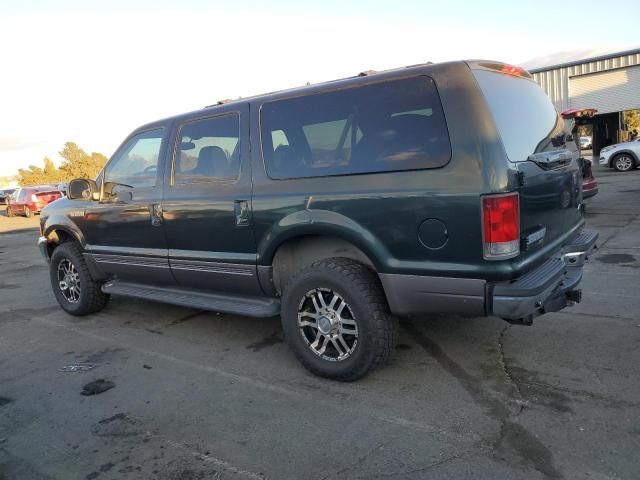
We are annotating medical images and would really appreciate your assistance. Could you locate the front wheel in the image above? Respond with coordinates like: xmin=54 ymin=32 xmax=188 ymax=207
xmin=281 ymin=258 xmax=397 ymax=381
xmin=613 ymin=153 xmax=634 ymax=172
xmin=49 ymin=242 xmax=109 ymax=316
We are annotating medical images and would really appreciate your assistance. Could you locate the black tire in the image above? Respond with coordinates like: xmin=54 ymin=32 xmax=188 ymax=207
xmin=6 ymin=207 xmax=13 ymax=217
xmin=612 ymin=153 xmax=635 ymax=172
xmin=49 ymin=242 xmax=109 ymax=316
xmin=281 ymin=258 xmax=397 ymax=381
xmin=24 ymin=206 xmax=31 ymax=218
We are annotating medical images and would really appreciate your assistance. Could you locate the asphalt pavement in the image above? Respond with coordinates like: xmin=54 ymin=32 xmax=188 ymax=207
xmin=1 ymin=167 xmax=639 ymax=480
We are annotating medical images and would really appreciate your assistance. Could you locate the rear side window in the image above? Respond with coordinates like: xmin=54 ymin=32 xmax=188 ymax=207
xmin=174 ymin=114 xmax=240 ymax=184
xmin=261 ymin=76 xmax=451 ymax=179
xmin=473 ymin=70 xmax=564 ymax=162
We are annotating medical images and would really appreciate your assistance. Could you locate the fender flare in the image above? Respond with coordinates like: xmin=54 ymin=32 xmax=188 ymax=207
xmin=258 ymin=209 xmax=391 ymax=271
xmin=42 ymin=214 xmax=86 ymax=249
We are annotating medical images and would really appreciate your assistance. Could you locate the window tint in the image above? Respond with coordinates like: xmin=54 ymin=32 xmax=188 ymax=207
xmin=473 ymin=70 xmax=563 ymax=162
xmin=105 ymin=129 xmax=163 ymax=189
xmin=174 ymin=114 xmax=240 ymax=183
xmin=261 ymin=76 xmax=451 ymax=179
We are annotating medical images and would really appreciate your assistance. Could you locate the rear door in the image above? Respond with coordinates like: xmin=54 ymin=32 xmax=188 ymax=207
xmin=162 ymin=105 xmax=261 ymax=294
xmin=472 ymin=68 xmax=583 ymax=257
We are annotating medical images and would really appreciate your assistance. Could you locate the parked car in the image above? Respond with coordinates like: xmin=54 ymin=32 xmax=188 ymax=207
xmin=560 ymin=109 xmax=598 ymax=199
xmin=38 ymin=60 xmax=597 ymax=380
xmin=581 ymin=159 xmax=598 ymax=199
xmin=0 ymin=188 xmax=16 ymax=205
xmin=599 ymin=138 xmax=640 ymax=172
xmin=7 ymin=186 xmax=63 ymax=217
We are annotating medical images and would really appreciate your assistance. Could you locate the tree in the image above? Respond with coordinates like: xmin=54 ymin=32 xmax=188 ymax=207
xmin=58 ymin=142 xmax=107 ymax=179
xmin=17 ymin=142 xmax=109 ymax=186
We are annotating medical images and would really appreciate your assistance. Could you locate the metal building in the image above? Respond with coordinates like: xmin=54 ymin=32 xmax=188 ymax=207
xmin=530 ymin=48 xmax=640 ymax=155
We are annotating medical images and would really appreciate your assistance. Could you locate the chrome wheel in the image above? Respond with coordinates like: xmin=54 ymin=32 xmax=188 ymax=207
xmin=57 ymin=258 xmax=81 ymax=303
xmin=297 ymin=288 xmax=358 ymax=362
xmin=615 ymin=155 xmax=633 ymax=171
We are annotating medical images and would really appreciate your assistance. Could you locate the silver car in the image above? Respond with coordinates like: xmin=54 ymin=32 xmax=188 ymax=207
xmin=599 ymin=139 xmax=640 ymax=172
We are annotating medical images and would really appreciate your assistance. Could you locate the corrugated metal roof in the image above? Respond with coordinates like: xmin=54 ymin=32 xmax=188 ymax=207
xmin=529 ymin=47 xmax=640 ymax=73
xmin=531 ymin=50 xmax=640 ymax=112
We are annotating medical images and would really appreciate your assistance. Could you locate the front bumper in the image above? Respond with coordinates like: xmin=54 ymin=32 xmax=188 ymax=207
xmin=491 ymin=230 xmax=598 ymax=324
xmin=38 ymin=236 xmax=50 ymax=263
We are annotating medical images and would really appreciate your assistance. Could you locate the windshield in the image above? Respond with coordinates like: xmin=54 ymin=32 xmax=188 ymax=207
xmin=473 ymin=69 xmax=569 ymax=162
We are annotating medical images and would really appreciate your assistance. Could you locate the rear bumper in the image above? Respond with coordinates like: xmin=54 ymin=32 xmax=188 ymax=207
xmin=379 ymin=229 xmax=598 ymax=322
xmin=582 ymin=179 xmax=598 ymax=199
xmin=491 ymin=229 xmax=597 ymax=323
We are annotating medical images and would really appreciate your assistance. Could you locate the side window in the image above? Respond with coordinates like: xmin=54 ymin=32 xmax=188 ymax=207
xmin=174 ymin=114 xmax=240 ymax=184
xmin=104 ymin=129 xmax=163 ymax=189
xmin=261 ymin=76 xmax=451 ymax=179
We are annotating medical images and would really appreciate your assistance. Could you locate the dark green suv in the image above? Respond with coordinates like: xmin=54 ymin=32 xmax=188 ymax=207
xmin=38 ymin=60 xmax=597 ymax=380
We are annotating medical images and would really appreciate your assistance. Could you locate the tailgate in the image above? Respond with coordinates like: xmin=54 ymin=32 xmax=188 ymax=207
xmin=471 ymin=66 xmax=584 ymax=258
xmin=517 ymin=158 xmax=583 ymax=257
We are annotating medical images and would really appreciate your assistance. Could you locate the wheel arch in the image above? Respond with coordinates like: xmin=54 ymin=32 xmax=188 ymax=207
xmin=610 ymin=149 xmax=639 ymax=168
xmin=269 ymin=234 xmax=381 ymax=294
xmin=42 ymin=218 xmax=86 ymax=257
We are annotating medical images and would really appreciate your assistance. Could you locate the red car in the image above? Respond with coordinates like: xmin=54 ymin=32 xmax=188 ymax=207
xmin=6 ymin=186 xmax=63 ymax=217
xmin=561 ymin=108 xmax=599 ymax=200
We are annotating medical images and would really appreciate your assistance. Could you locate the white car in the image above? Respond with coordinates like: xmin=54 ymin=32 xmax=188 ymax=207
xmin=580 ymin=136 xmax=592 ymax=149
xmin=599 ymin=139 xmax=640 ymax=172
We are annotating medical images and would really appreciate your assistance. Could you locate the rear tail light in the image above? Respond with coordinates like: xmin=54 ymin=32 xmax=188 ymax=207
xmin=482 ymin=192 xmax=520 ymax=260
xmin=31 ymin=194 xmax=38 ymax=202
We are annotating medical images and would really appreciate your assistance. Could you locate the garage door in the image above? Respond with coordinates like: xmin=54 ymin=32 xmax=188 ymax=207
xmin=569 ymin=65 xmax=640 ymax=114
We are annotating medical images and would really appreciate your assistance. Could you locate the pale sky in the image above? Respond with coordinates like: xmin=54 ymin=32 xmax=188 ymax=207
xmin=1 ymin=0 xmax=638 ymax=178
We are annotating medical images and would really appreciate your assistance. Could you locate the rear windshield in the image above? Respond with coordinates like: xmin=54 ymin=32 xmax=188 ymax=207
xmin=473 ymin=70 xmax=564 ymax=162
xmin=260 ymin=76 xmax=451 ymax=179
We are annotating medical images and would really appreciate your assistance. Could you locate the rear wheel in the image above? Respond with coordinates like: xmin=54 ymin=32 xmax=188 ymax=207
xmin=281 ymin=258 xmax=397 ymax=381
xmin=49 ymin=242 xmax=109 ymax=316
xmin=24 ymin=206 xmax=31 ymax=217
xmin=613 ymin=153 xmax=634 ymax=172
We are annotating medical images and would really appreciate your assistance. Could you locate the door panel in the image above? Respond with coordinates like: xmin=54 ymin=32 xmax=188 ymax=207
xmin=82 ymin=127 xmax=174 ymax=285
xmin=162 ymin=106 xmax=261 ymax=294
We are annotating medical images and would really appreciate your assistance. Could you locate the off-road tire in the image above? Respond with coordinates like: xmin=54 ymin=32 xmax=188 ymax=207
xmin=49 ymin=242 xmax=109 ymax=316
xmin=281 ymin=258 xmax=397 ymax=381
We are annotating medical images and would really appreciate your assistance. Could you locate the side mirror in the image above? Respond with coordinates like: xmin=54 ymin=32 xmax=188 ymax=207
xmin=68 ymin=178 xmax=98 ymax=200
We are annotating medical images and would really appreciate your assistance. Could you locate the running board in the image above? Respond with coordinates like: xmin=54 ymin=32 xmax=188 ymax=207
xmin=101 ymin=280 xmax=280 ymax=317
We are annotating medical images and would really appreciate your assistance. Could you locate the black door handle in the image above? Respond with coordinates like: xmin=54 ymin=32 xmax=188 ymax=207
xmin=234 ymin=200 xmax=249 ymax=226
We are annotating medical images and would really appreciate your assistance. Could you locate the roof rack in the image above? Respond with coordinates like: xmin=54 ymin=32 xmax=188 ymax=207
xmin=358 ymin=70 xmax=378 ymax=77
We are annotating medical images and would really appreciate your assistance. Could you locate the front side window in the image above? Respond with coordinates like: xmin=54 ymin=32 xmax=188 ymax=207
xmin=174 ymin=114 xmax=240 ymax=184
xmin=261 ymin=76 xmax=451 ymax=179
xmin=104 ymin=129 xmax=163 ymax=189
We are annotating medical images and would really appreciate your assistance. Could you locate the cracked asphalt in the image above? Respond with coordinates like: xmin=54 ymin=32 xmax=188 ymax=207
xmin=1 ymin=167 xmax=639 ymax=480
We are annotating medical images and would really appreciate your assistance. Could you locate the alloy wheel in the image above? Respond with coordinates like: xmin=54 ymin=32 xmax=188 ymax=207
xmin=615 ymin=155 xmax=633 ymax=171
xmin=297 ymin=288 xmax=358 ymax=362
xmin=57 ymin=258 xmax=81 ymax=303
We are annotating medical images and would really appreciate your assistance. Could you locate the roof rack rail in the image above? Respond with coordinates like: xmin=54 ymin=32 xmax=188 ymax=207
xmin=358 ymin=70 xmax=378 ymax=77
xmin=205 ymin=98 xmax=234 ymax=108
xmin=405 ymin=61 xmax=433 ymax=68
